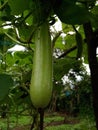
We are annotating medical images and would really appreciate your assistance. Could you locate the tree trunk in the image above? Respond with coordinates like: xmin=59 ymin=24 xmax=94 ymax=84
xmin=83 ymin=22 xmax=98 ymax=130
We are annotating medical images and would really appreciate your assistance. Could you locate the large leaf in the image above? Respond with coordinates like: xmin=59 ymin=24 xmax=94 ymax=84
xmin=54 ymin=36 xmax=65 ymax=49
xmin=64 ymin=34 xmax=77 ymax=57
xmin=53 ymin=57 xmax=77 ymax=81
xmin=0 ymin=74 xmax=13 ymax=101
xmin=13 ymin=51 xmax=33 ymax=66
xmin=54 ymin=0 xmax=90 ymax=25
xmin=6 ymin=52 xmax=15 ymax=66
xmin=18 ymin=24 xmax=33 ymax=41
xmin=24 ymin=10 xmax=34 ymax=25
xmin=8 ymin=0 xmax=32 ymax=15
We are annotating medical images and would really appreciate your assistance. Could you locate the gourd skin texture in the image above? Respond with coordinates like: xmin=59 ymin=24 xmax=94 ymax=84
xmin=30 ymin=21 xmax=53 ymax=109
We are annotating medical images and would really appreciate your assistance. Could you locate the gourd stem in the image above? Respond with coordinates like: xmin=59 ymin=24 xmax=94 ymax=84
xmin=38 ymin=108 xmax=44 ymax=130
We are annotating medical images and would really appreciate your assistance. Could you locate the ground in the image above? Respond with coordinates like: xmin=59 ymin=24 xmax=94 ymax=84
xmin=0 ymin=112 xmax=96 ymax=130
xmin=12 ymin=112 xmax=80 ymax=130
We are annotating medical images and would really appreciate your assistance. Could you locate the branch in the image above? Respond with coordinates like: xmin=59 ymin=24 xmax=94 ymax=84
xmin=27 ymin=28 xmax=35 ymax=44
xmin=72 ymin=25 xmax=77 ymax=33
xmin=0 ymin=0 xmax=8 ymax=10
xmin=4 ymin=32 xmax=28 ymax=47
xmin=58 ymin=45 xmax=77 ymax=59
xmin=5 ymin=32 xmax=34 ymax=51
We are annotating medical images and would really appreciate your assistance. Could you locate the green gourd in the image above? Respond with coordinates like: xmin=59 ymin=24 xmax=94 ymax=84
xmin=75 ymin=31 xmax=83 ymax=59
xmin=30 ymin=21 xmax=53 ymax=109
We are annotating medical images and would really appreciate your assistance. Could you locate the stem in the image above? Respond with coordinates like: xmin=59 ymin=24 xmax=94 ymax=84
xmin=4 ymin=32 xmax=29 ymax=47
xmin=58 ymin=45 xmax=77 ymax=59
xmin=7 ymin=104 xmax=10 ymax=130
xmin=38 ymin=108 xmax=44 ymax=130
xmin=0 ymin=0 xmax=8 ymax=10
xmin=72 ymin=25 xmax=78 ymax=33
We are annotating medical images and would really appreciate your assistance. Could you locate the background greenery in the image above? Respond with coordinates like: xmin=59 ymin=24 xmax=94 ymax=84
xmin=0 ymin=0 xmax=98 ymax=129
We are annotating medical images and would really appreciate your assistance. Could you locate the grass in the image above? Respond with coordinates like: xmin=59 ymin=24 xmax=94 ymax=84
xmin=45 ymin=116 xmax=96 ymax=130
xmin=0 ymin=114 xmax=32 ymax=130
xmin=0 ymin=113 xmax=96 ymax=130
xmin=0 ymin=118 xmax=7 ymax=130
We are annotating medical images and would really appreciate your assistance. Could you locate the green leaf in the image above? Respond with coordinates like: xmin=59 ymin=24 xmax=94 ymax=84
xmin=65 ymin=34 xmax=76 ymax=49
xmin=91 ymin=6 xmax=98 ymax=15
xmin=54 ymin=57 xmax=76 ymax=81
xmin=8 ymin=0 xmax=31 ymax=15
xmin=0 ymin=74 xmax=13 ymax=101
xmin=54 ymin=0 xmax=90 ymax=25
xmin=6 ymin=52 xmax=15 ymax=66
xmin=54 ymin=36 xmax=65 ymax=50
xmin=13 ymin=51 xmax=33 ymax=66
xmin=23 ymin=10 xmax=33 ymax=25
xmin=91 ymin=6 xmax=98 ymax=28
xmin=18 ymin=24 xmax=33 ymax=41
